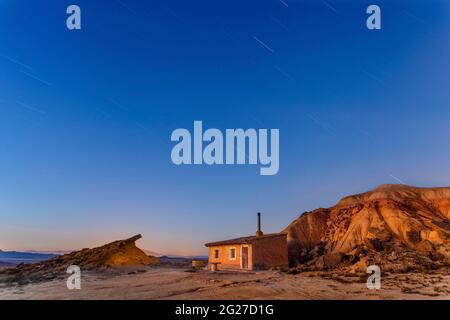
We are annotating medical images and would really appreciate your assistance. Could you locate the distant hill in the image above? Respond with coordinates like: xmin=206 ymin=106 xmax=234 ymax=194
xmin=0 ymin=251 xmax=57 ymax=265
xmin=24 ymin=250 xmax=73 ymax=255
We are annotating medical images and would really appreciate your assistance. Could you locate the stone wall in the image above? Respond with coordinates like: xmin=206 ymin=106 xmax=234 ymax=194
xmin=251 ymin=235 xmax=289 ymax=269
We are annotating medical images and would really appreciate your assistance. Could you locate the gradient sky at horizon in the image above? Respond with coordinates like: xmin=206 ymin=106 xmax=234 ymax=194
xmin=1 ymin=0 xmax=450 ymax=255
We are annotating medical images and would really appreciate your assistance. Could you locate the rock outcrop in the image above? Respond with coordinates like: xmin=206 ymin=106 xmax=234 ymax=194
xmin=0 ymin=234 xmax=158 ymax=284
xmin=284 ymin=184 xmax=450 ymax=272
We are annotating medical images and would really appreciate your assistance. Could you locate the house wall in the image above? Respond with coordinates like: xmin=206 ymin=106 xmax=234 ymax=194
xmin=208 ymin=244 xmax=253 ymax=270
xmin=251 ymin=235 xmax=289 ymax=269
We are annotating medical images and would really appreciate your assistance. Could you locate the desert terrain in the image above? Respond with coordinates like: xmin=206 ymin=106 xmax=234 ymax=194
xmin=0 ymin=266 xmax=448 ymax=300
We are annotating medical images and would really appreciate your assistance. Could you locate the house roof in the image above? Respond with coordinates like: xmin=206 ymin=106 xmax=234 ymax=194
xmin=204 ymin=233 xmax=286 ymax=247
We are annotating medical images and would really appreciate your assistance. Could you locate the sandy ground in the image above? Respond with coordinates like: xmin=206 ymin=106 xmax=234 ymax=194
xmin=0 ymin=267 xmax=449 ymax=300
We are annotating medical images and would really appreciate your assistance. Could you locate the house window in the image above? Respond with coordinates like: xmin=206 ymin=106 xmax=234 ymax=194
xmin=229 ymin=247 xmax=236 ymax=260
xmin=214 ymin=249 xmax=219 ymax=259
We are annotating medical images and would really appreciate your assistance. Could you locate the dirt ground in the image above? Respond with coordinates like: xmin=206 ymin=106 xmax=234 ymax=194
xmin=0 ymin=267 xmax=449 ymax=300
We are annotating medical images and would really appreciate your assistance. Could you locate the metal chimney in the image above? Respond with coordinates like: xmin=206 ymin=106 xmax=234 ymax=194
xmin=256 ymin=212 xmax=263 ymax=237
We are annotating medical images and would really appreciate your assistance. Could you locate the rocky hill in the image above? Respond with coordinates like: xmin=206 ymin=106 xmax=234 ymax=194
xmin=0 ymin=234 xmax=158 ymax=284
xmin=284 ymin=184 xmax=450 ymax=272
xmin=0 ymin=251 xmax=57 ymax=265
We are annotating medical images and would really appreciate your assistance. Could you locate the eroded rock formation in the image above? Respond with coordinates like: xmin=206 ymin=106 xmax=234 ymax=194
xmin=0 ymin=234 xmax=158 ymax=284
xmin=284 ymin=184 xmax=450 ymax=272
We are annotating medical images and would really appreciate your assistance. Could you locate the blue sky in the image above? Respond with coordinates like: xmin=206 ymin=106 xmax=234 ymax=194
xmin=1 ymin=0 xmax=450 ymax=255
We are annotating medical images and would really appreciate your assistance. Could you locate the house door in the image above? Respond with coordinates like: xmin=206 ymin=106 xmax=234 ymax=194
xmin=241 ymin=246 xmax=249 ymax=269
